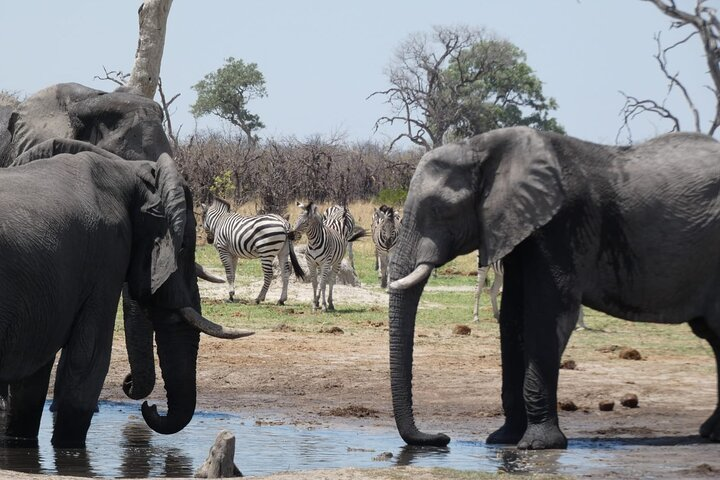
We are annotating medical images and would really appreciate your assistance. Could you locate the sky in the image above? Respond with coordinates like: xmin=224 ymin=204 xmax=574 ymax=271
xmin=1 ymin=1 xmax=715 ymax=146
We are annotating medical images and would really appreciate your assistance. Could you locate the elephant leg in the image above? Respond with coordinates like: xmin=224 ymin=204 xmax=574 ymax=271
xmin=689 ymin=318 xmax=720 ymax=440
xmin=51 ymin=306 xmax=115 ymax=448
xmin=5 ymin=359 xmax=53 ymax=443
xmin=487 ymin=255 xmax=527 ymax=445
xmin=256 ymin=258 xmax=273 ymax=304
xmin=516 ymin=250 xmax=577 ymax=450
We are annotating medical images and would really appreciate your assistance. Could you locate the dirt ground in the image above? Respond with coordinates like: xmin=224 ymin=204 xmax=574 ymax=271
xmin=5 ymin=274 xmax=720 ymax=479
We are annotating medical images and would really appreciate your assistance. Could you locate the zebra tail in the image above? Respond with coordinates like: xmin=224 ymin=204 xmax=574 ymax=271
xmin=348 ymin=226 xmax=367 ymax=242
xmin=288 ymin=240 xmax=306 ymax=281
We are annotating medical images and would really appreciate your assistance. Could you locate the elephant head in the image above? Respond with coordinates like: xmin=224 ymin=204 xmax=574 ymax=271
xmin=0 ymin=82 xmax=171 ymax=167
xmin=387 ymin=127 xmax=564 ymax=446
xmin=125 ymin=153 xmax=253 ymax=435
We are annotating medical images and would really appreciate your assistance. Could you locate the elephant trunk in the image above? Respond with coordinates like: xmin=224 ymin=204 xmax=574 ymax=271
xmin=141 ymin=312 xmax=198 ymax=435
xmin=122 ymin=286 xmax=155 ymax=400
xmin=388 ymin=221 xmax=451 ymax=447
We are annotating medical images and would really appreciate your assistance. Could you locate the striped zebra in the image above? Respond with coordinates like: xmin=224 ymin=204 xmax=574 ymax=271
xmin=295 ymin=201 xmax=365 ymax=311
xmin=371 ymin=204 xmax=401 ymax=288
xmin=472 ymin=254 xmax=588 ymax=329
xmin=201 ymin=197 xmax=305 ymax=305
xmin=322 ymin=204 xmax=358 ymax=272
xmin=473 ymin=256 xmax=504 ymax=322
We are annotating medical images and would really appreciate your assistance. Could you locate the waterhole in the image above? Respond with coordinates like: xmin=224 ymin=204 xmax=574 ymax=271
xmin=0 ymin=401 xmax=713 ymax=478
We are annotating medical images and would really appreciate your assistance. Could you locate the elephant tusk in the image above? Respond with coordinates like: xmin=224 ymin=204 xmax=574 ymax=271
xmin=179 ymin=307 xmax=254 ymax=339
xmin=389 ymin=263 xmax=434 ymax=291
xmin=195 ymin=263 xmax=225 ymax=283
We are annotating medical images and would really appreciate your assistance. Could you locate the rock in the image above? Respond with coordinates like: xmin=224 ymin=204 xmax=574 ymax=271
xmin=619 ymin=348 xmax=642 ymax=360
xmin=558 ymin=400 xmax=578 ymax=411
xmin=560 ymin=359 xmax=577 ymax=370
xmin=320 ymin=326 xmax=344 ymax=334
xmin=372 ymin=452 xmax=394 ymax=461
xmin=620 ymin=393 xmax=639 ymax=408
xmin=453 ymin=325 xmax=472 ymax=335
xmin=195 ymin=429 xmax=242 ymax=478
xmin=599 ymin=400 xmax=615 ymax=411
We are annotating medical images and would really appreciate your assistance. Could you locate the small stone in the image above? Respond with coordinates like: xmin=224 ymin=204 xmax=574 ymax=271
xmin=620 ymin=393 xmax=639 ymax=408
xmin=560 ymin=359 xmax=577 ymax=370
xmin=599 ymin=400 xmax=615 ymax=411
xmin=619 ymin=348 xmax=642 ymax=360
xmin=453 ymin=325 xmax=472 ymax=335
xmin=558 ymin=400 xmax=578 ymax=411
xmin=372 ymin=452 xmax=393 ymax=461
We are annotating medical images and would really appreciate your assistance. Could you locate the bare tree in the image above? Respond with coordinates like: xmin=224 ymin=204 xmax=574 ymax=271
xmin=620 ymin=0 xmax=720 ymax=141
xmin=126 ymin=0 xmax=173 ymax=98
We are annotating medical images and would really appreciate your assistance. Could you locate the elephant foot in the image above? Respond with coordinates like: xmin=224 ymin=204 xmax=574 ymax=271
xmin=486 ymin=421 xmax=526 ymax=445
xmin=699 ymin=409 xmax=720 ymax=440
xmin=517 ymin=421 xmax=567 ymax=450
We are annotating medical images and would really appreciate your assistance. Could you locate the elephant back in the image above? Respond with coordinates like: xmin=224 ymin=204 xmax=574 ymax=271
xmin=10 ymin=83 xmax=100 ymax=159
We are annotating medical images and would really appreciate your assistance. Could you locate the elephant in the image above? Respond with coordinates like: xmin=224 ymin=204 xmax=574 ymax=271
xmin=0 ymin=142 xmax=252 ymax=448
xmin=0 ymin=82 xmax=225 ymax=417
xmin=388 ymin=126 xmax=720 ymax=450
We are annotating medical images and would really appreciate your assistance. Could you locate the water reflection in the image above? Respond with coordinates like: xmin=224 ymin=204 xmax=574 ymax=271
xmin=119 ymin=420 xmax=193 ymax=478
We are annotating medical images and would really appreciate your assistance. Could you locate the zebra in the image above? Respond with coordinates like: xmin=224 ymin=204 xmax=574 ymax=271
xmin=472 ymin=253 xmax=588 ymax=329
xmin=322 ymin=204 xmax=359 ymax=272
xmin=371 ymin=204 xmax=401 ymax=288
xmin=294 ymin=201 xmax=365 ymax=311
xmin=473 ymin=257 xmax=504 ymax=322
xmin=201 ymin=197 xmax=305 ymax=305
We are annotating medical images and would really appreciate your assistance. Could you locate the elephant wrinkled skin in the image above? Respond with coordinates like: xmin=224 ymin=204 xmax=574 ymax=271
xmin=388 ymin=126 xmax=720 ymax=449
xmin=0 ymin=147 xmax=251 ymax=448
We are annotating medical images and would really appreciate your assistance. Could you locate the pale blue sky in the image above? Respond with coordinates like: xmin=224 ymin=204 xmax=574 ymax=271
xmin=1 ymin=1 xmax=714 ymax=146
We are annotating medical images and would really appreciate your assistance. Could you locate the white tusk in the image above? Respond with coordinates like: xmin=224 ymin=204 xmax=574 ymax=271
xmin=389 ymin=263 xmax=434 ymax=290
xmin=179 ymin=307 xmax=254 ymax=339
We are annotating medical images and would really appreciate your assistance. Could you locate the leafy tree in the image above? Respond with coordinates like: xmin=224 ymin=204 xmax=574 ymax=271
xmin=191 ymin=57 xmax=267 ymax=145
xmin=370 ymin=25 xmax=563 ymax=151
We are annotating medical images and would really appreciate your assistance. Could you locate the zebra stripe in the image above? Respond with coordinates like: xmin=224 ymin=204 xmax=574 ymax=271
xmin=202 ymin=197 xmax=304 ymax=305
xmin=371 ymin=204 xmax=401 ymax=288
xmin=322 ymin=204 xmax=359 ymax=271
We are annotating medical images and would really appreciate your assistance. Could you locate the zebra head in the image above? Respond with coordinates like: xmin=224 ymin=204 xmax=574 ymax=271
xmin=294 ymin=201 xmax=322 ymax=234
xmin=201 ymin=196 xmax=231 ymax=244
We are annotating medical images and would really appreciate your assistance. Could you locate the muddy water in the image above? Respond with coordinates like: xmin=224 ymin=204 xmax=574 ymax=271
xmin=0 ymin=401 xmax=715 ymax=478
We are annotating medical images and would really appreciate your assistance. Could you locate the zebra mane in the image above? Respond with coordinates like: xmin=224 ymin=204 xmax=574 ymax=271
xmin=211 ymin=196 xmax=231 ymax=213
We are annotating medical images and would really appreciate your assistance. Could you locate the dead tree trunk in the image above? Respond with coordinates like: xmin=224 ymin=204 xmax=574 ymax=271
xmin=126 ymin=0 xmax=173 ymax=99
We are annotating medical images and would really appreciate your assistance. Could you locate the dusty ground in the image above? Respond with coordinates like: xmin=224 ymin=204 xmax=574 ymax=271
xmin=5 ymin=272 xmax=720 ymax=479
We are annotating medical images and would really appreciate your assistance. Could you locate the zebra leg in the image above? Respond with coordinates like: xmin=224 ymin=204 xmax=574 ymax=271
xmin=256 ymin=258 xmax=273 ymax=304
xmin=379 ymin=251 xmax=389 ymax=289
xmin=473 ymin=265 xmax=490 ymax=322
xmin=489 ymin=267 xmax=503 ymax=320
xmin=219 ymin=249 xmax=238 ymax=302
xmin=374 ymin=248 xmax=380 ymax=275
xmin=318 ymin=263 xmax=332 ymax=312
xmin=326 ymin=263 xmax=341 ymax=312
xmin=276 ymin=243 xmax=291 ymax=305
xmin=307 ymin=261 xmax=320 ymax=311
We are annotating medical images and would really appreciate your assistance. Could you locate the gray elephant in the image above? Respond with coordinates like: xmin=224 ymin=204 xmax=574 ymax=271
xmin=0 ymin=83 xmax=224 ymax=418
xmin=388 ymin=126 xmax=720 ymax=449
xmin=0 ymin=143 xmax=252 ymax=448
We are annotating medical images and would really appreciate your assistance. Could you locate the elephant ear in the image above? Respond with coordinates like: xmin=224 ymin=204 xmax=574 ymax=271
xmin=149 ymin=153 xmax=187 ymax=293
xmin=478 ymin=128 xmax=565 ymax=265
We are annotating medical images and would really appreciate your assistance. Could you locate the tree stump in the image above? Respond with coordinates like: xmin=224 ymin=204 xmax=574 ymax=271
xmin=195 ymin=430 xmax=242 ymax=478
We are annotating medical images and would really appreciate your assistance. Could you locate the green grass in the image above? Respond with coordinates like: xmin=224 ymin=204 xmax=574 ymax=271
xmin=155 ymin=241 xmax=716 ymax=362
